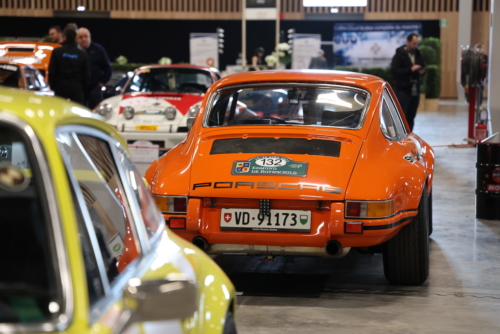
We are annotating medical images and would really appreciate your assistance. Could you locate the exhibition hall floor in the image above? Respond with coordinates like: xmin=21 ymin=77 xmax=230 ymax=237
xmin=213 ymin=101 xmax=500 ymax=333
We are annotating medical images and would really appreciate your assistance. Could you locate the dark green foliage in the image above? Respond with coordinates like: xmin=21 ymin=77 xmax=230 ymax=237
xmin=111 ymin=63 xmax=149 ymax=72
xmin=425 ymin=65 xmax=441 ymax=99
xmin=420 ymin=37 xmax=442 ymax=66
xmin=385 ymin=67 xmax=396 ymax=89
xmin=334 ymin=66 xmax=360 ymax=72
xmin=418 ymin=45 xmax=438 ymax=66
xmin=361 ymin=67 xmax=388 ymax=80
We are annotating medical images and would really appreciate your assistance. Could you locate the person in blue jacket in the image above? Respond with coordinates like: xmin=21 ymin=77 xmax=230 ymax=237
xmin=48 ymin=28 xmax=89 ymax=105
xmin=77 ymin=27 xmax=112 ymax=109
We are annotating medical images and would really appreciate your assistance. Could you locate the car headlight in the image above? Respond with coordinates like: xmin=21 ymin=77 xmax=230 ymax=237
xmin=95 ymin=103 xmax=113 ymax=120
xmin=345 ymin=200 xmax=394 ymax=218
xmin=165 ymin=106 xmax=176 ymax=120
xmin=153 ymin=195 xmax=187 ymax=214
xmin=123 ymin=106 xmax=135 ymax=120
xmin=188 ymin=104 xmax=200 ymax=118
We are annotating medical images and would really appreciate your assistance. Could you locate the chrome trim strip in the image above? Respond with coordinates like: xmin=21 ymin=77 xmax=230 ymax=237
xmin=383 ymin=87 xmax=408 ymax=137
xmin=202 ymin=82 xmax=372 ymax=131
xmin=55 ymin=131 xmax=112 ymax=304
xmin=0 ymin=113 xmax=73 ymax=333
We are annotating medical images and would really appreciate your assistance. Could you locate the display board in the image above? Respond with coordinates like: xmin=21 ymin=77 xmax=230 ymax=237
xmin=333 ymin=22 xmax=422 ymax=68
xmin=190 ymin=33 xmax=219 ymax=68
xmin=291 ymin=34 xmax=322 ymax=69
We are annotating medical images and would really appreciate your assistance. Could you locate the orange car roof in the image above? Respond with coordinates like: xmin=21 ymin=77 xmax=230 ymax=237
xmin=0 ymin=41 xmax=60 ymax=71
xmin=138 ymin=64 xmax=213 ymax=70
xmin=213 ymin=70 xmax=385 ymax=93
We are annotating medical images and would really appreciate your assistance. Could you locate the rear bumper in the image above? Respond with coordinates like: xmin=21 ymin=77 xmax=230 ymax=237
xmin=202 ymin=243 xmax=351 ymax=258
xmin=165 ymin=198 xmax=418 ymax=254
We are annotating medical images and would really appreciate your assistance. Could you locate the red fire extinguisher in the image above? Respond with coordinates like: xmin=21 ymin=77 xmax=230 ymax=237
xmin=475 ymin=123 xmax=488 ymax=142
xmin=475 ymin=108 xmax=489 ymax=142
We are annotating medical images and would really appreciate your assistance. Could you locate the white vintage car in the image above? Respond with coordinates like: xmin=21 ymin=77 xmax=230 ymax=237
xmin=94 ymin=64 xmax=220 ymax=165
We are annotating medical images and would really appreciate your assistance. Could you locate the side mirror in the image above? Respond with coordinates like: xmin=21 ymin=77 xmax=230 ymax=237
xmin=186 ymin=116 xmax=196 ymax=130
xmin=115 ymin=275 xmax=197 ymax=333
xmin=187 ymin=105 xmax=201 ymax=130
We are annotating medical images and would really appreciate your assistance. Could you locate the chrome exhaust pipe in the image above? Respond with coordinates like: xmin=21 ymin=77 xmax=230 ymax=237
xmin=193 ymin=236 xmax=209 ymax=251
xmin=325 ymin=240 xmax=342 ymax=256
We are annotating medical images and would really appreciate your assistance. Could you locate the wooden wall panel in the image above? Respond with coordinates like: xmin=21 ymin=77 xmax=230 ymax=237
xmin=471 ymin=11 xmax=490 ymax=52
xmin=0 ymin=0 xmax=492 ymax=98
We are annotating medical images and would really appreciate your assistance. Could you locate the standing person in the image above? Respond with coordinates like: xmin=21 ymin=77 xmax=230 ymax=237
xmin=250 ymin=47 xmax=265 ymax=71
xmin=309 ymin=49 xmax=328 ymax=69
xmin=77 ymin=27 xmax=112 ymax=109
xmin=391 ymin=33 xmax=425 ymax=131
xmin=48 ymin=26 xmax=63 ymax=43
xmin=48 ymin=28 xmax=89 ymax=105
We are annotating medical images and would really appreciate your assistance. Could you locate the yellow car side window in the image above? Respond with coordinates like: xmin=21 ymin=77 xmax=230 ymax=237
xmin=58 ymin=132 xmax=141 ymax=284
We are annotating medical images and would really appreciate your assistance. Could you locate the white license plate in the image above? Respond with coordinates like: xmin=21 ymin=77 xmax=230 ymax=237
xmin=220 ymin=208 xmax=311 ymax=232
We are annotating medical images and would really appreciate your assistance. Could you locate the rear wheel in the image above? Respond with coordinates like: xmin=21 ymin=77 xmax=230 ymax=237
xmin=428 ymin=188 xmax=433 ymax=236
xmin=383 ymin=187 xmax=430 ymax=285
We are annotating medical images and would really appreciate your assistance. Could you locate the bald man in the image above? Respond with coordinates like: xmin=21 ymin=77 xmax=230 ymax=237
xmin=77 ymin=27 xmax=112 ymax=109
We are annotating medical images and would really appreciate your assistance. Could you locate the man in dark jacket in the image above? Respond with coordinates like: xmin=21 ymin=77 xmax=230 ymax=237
xmin=391 ymin=33 xmax=425 ymax=131
xmin=309 ymin=50 xmax=328 ymax=70
xmin=48 ymin=28 xmax=89 ymax=105
xmin=77 ymin=27 xmax=112 ymax=109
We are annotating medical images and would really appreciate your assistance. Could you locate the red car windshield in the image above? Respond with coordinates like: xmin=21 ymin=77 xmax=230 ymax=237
xmin=124 ymin=67 xmax=213 ymax=94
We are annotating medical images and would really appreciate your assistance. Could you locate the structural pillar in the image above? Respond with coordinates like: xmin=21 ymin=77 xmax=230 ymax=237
xmin=488 ymin=0 xmax=500 ymax=136
xmin=456 ymin=0 xmax=473 ymax=101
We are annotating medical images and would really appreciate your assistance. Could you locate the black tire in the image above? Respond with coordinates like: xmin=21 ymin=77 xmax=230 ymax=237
xmin=383 ymin=187 xmax=430 ymax=285
xmin=428 ymin=188 xmax=433 ymax=236
xmin=223 ymin=311 xmax=237 ymax=334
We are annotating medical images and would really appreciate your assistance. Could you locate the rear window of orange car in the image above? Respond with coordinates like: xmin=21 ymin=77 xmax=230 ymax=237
xmin=205 ymin=85 xmax=369 ymax=129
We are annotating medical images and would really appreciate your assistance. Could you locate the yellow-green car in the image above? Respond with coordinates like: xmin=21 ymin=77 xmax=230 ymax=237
xmin=0 ymin=87 xmax=237 ymax=333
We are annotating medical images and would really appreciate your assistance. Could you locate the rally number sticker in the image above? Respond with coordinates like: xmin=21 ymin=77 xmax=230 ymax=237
xmin=232 ymin=155 xmax=308 ymax=177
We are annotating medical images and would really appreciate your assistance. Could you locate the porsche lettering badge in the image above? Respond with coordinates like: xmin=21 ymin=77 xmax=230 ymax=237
xmin=193 ymin=181 xmax=341 ymax=194
xmin=232 ymin=156 xmax=308 ymax=177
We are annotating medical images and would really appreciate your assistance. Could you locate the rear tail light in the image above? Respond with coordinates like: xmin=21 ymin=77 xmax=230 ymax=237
xmin=173 ymin=197 xmax=187 ymax=212
xmin=345 ymin=222 xmax=363 ymax=234
xmin=153 ymin=195 xmax=187 ymax=214
xmin=345 ymin=200 xmax=394 ymax=218
xmin=169 ymin=217 xmax=186 ymax=229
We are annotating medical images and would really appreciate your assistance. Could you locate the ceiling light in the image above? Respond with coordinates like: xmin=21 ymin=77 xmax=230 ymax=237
xmin=304 ymin=0 xmax=367 ymax=6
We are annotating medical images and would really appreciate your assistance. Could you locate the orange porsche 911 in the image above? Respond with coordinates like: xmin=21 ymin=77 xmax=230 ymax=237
xmin=145 ymin=70 xmax=434 ymax=286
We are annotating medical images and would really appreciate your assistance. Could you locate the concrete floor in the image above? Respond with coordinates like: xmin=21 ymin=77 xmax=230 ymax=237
xmin=213 ymin=101 xmax=500 ymax=333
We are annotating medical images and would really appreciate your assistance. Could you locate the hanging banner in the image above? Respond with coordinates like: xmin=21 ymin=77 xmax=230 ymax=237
xmin=333 ymin=22 xmax=422 ymax=68
xmin=291 ymin=34 xmax=322 ymax=69
xmin=190 ymin=33 xmax=218 ymax=68
xmin=245 ymin=0 xmax=277 ymax=20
